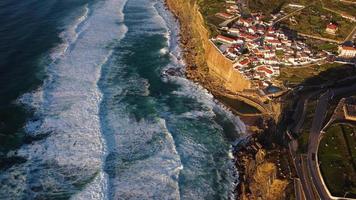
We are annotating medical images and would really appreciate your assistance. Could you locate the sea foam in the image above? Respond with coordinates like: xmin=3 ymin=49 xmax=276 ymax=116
xmin=7 ymin=0 xmax=128 ymax=199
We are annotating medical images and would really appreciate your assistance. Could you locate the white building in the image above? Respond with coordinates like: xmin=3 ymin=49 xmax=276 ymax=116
xmin=338 ymin=45 xmax=356 ymax=58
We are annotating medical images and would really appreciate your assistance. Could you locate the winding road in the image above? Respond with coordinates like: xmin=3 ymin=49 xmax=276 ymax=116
xmin=289 ymin=79 xmax=356 ymax=200
xmin=307 ymin=83 xmax=356 ymax=200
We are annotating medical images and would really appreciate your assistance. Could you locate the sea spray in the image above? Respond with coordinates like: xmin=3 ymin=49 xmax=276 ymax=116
xmin=3 ymin=0 xmax=128 ymax=199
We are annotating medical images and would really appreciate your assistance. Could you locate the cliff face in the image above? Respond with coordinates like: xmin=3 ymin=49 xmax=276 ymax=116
xmin=240 ymin=149 xmax=289 ymax=200
xmin=165 ymin=0 xmax=251 ymax=92
xmin=165 ymin=2 xmax=290 ymax=199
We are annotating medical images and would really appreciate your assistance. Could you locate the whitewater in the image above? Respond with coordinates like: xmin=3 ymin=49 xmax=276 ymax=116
xmin=0 ymin=0 xmax=246 ymax=199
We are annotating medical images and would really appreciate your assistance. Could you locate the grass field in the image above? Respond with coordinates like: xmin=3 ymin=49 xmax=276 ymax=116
xmin=277 ymin=63 xmax=343 ymax=86
xmin=319 ymin=123 xmax=356 ymax=198
xmin=281 ymin=2 xmax=356 ymax=41
xmin=303 ymin=38 xmax=339 ymax=53
xmin=322 ymin=0 xmax=356 ymax=18
xmin=248 ymin=0 xmax=289 ymax=15
xmin=196 ymin=0 xmax=226 ymax=35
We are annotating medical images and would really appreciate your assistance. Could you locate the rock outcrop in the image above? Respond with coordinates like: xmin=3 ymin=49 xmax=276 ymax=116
xmin=237 ymin=148 xmax=289 ymax=200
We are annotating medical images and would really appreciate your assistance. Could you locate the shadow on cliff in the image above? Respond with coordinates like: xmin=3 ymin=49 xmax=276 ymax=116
xmin=261 ymin=64 xmax=356 ymax=148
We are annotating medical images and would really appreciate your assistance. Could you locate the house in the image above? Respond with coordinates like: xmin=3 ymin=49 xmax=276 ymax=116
xmin=265 ymin=39 xmax=281 ymax=47
xmin=240 ymin=33 xmax=258 ymax=41
xmin=226 ymin=47 xmax=239 ymax=59
xmin=235 ymin=58 xmax=251 ymax=68
xmin=265 ymin=34 xmax=275 ymax=40
xmin=254 ymin=65 xmax=275 ymax=79
xmin=247 ymin=42 xmax=259 ymax=49
xmin=248 ymin=27 xmax=256 ymax=34
xmin=325 ymin=23 xmax=338 ymax=35
xmin=228 ymin=28 xmax=240 ymax=35
xmin=238 ymin=18 xmax=253 ymax=27
xmin=263 ymin=51 xmax=275 ymax=58
xmin=261 ymin=58 xmax=278 ymax=65
xmin=227 ymin=5 xmax=239 ymax=14
xmin=281 ymin=40 xmax=292 ymax=46
xmin=216 ymin=12 xmax=234 ymax=20
xmin=338 ymin=45 xmax=356 ymax=58
xmin=216 ymin=35 xmax=236 ymax=44
xmin=288 ymin=3 xmax=304 ymax=8
xmin=267 ymin=27 xmax=275 ymax=34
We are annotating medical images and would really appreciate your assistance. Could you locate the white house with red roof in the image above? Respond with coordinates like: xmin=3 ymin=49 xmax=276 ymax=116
xmin=235 ymin=58 xmax=251 ymax=68
xmin=263 ymin=51 xmax=276 ymax=58
xmin=338 ymin=45 xmax=356 ymax=58
xmin=216 ymin=35 xmax=236 ymax=44
xmin=254 ymin=65 xmax=275 ymax=79
xmin=265 ymin=39 xmax=281 ymax=47
xmin=240 ymin=33 xmax=258 ymax=41
xmin=216 ymin=12 xmax=234 ymax=20
xmin=325 ymin=23 xmax=338 ymax=35
xmin=238 ymin=18 xmax=253 ymax=27
xmin=228 ymin=28 xmax=240 ymax=35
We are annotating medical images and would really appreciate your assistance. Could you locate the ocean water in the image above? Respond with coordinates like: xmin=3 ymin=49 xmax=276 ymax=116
xmin=0 ymin=0 xmax=246 ymax=199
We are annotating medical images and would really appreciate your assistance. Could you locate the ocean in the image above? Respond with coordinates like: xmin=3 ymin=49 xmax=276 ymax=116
xmin=0 ymin=0 xmax=246 ymax=199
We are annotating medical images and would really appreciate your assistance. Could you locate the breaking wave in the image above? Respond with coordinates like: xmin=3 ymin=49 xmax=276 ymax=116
xmin=0 ymin=0 xmax=128 ymax=199
xmin=0 ymin=0 xmax=246 ymax=199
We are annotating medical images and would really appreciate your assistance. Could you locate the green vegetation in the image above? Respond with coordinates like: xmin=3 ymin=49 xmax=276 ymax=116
xmin=277 ymin=63 xmax=343 ymax=86
xmin=304 ymin=38 xmax=338 ymax=53
xmin=196 ymin=0 xmax=226 ymax=35
xmin=281 ymin=2 xmax=356 ymax=41
xmin=276 ymin=50 xmax=285 ymax=58
xmin=319 ymin=123 xmax=356 ymax=198
xmin=248 ymin=0 xmax=288 ymax=15
xmin=322 ymin=0 xmax=356 ymax=18
xmin=303 ymin=64 xmax=356 ymax=85
xmin=297 ymin=100 xmax=317 ymax=153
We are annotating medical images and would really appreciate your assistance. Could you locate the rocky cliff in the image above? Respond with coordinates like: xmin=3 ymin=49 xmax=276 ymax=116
xmin=237 ymin=148 xmax=289 ymax=200
xmin=165 ymin=1 xmax=290 ymax=199
xmin=165 ymin=0 xmax=251 ymax=92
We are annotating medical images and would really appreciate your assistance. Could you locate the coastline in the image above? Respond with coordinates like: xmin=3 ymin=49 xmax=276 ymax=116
xmin=163 ymin=0 xmax=292 ymax=199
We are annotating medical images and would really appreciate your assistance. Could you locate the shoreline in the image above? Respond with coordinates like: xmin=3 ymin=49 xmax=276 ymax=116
xmin=162 ymin=0 xmax=292 ymax=199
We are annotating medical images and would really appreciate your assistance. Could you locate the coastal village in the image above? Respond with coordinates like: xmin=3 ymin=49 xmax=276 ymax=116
xmin=166 ymin=0 xmax=356 ymax=199
xmin=180 ymin=0 xmax=356 ymax=199
xmin=209 ymin=0 xmax=356 ymax=93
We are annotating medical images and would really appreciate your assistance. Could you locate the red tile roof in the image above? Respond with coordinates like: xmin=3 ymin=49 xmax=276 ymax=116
xmin=239 ymin=58 xmax=250 ymax=65
xmin=266 ymin=39 xmax=281 ymax=44
xmin=341 ymin=45 xmax=356 ymax=51
xmin=326 ymin=23 xmax=338 ymax=30
xmin=256 ymin=66 xmax=273 ymax=74
xmin=216 ymin=35 xmax=235 ymax=42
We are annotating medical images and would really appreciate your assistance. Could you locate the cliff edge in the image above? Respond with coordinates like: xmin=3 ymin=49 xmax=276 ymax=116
xmin=165 ymin=0 xmax=251 ymax=93
xmin=164 ymin=0 xmax=290 ymax=199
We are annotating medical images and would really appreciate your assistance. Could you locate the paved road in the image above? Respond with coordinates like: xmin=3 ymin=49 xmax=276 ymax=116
xmin=344 ymin=26 xmax=356 ymax=42
xmin=291 ymin=153 xmax=318 ymax=200
xmin=294 ymin=178 xmax=307 ymax=200
xmin=273 ymin=6 xmax=306 ymax=25
xmin=307 ymin=91 xmax=332 ymax=200
xmin=306 ymin=83 xmax=356 ymax=200
xmin=292 ymin=91 xmax=319 ymax=134
xmin=288 ymin=78 xmax=356 ymax=200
